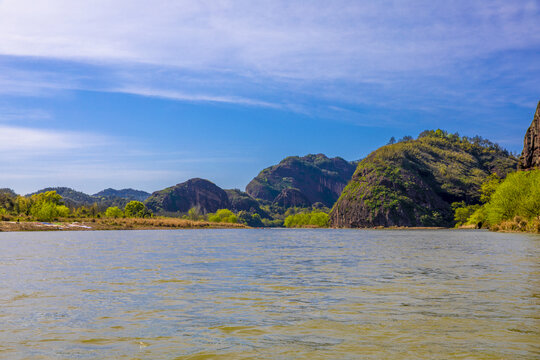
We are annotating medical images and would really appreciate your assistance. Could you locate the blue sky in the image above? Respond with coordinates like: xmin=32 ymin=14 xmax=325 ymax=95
xmin=1 ymin=0 xmax=539 ymax=194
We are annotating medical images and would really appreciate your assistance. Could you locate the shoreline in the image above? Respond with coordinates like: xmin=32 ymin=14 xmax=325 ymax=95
xmin=0 ymin=218 xmax=247 ymax=232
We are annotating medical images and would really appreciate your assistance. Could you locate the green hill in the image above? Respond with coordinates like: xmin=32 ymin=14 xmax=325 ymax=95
xmin=330 ymin=130 xmax=518 ymax=227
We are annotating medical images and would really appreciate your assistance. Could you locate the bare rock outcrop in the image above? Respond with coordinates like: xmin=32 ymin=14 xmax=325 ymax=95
xmin=518 ymin=101 xmax=540 ymax=170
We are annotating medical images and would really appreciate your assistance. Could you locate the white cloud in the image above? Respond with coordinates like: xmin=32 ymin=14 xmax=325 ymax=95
xmin=0 ymin=125 xmax=108 ymax=155
xmin=0 ymin=0 xmax=538 ymax=80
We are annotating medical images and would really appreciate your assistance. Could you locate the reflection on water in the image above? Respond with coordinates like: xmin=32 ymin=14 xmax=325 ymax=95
xmin=0 ymin=229 xmax=538 ymax=359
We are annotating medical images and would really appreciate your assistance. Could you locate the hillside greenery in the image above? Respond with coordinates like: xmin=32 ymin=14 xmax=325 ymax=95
xmin=331 ymin=129 xmax=518 ymax=227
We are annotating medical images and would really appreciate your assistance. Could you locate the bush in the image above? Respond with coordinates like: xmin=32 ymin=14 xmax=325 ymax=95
xmin=207 ymin=209 xmax=238 ymax=223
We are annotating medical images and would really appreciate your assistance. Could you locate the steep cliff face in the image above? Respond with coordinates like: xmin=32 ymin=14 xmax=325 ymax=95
xmin=518 ymin=101 xmax=540 ymax=170
xmin=330 ymin=130 xmax=518 ymax=228
xmin=145 ymin=178 xmax=230 ymax=214
xmin=273 ymin=188 xmax=311 ymax=208
xmin=246 ymin=154 xmax=356 ymax=207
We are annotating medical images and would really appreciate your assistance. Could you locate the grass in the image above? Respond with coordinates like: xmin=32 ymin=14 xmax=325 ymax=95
xmin=0 ymin=217 xmax=247 ymax=232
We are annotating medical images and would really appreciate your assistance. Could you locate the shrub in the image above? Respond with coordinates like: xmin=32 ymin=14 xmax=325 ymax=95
xmin=207 ymin=209 xmax=238 ymax=223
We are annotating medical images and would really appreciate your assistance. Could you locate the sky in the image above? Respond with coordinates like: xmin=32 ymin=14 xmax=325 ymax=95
xmin=1 ymin=0 xmax=539 ymax=195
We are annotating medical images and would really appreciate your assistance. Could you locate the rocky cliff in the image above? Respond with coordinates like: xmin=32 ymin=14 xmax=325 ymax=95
xmin=273 ymin=188 xmax=311 ymax=208
xmin=145 ymin=178 xmax=230 ymax=214
xmin=330 ymin=130 xmax=518 ymax=228
xmin=518 ymin=101 xmax=540 ymax=170
xmin=246 ymin=154 xmax=356 ymax=207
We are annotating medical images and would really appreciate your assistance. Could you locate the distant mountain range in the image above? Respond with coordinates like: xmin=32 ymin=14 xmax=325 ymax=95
xmin=26 ymin=187 xmax=150 ymax=209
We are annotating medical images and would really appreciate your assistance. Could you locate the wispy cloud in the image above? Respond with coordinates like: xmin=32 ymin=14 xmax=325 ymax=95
xmin=111 ymin=87 xmax=283 ymax=109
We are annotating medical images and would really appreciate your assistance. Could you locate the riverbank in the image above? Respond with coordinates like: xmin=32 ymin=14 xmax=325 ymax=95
xmin=0 ymin=218 xmax=247 ymax=231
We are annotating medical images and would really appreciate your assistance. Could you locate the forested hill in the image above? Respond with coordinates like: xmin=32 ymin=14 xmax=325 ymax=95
xmin=93 ymin=188 xmax=150 ymax=202
xmin=330 ymin=130 xmax=518 ymax=228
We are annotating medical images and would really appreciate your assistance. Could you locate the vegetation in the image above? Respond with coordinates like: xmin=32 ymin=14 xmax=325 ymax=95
xmin=207 ymin=209 xmax=238 ymax=223
xmin=124 ymin=201 xmax=152 ymax=218
xmin=105 ymin=206 xmax=124 ymax=218
xmin=284 ymin=210 xmax=329 ymax=228
xmin=456 ymin=169 xmax=540 ymax=232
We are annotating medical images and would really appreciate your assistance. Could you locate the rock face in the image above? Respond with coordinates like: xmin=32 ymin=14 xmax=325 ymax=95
xmin=518 ymin=101 xmax=540 ymax=170
xmin=145 ymin=178 xmax=230 ymax=214
xmin=330 ymin=130 xmax=518 ymax=228
xmin=273 ymin=188 xmax=311 ymax=208
xmin=246 ymin=154 xmax=356 ymax=207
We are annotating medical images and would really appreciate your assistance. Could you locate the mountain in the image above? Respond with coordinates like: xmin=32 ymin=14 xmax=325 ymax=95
xmin=518 ymin=101 xmax=540 ymax=170
xmin=145 ymin=178 xmax=230 ymax=214
xmin=330 ymin=130 xmax=518 ymax=228
xmin=224 ymin=189 xmax=269 ymax=217
xmin=93 ymin=188 xmax=150 ymax=202
xmin=246 ymin=153 xmax=356 ymax=207
xmin=28 ymin=187 xmax=96 ymax=207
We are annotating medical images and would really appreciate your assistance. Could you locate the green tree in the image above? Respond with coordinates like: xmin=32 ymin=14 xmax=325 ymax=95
xmin=124 ymin=201 xmax=151 ymax=218
xmin=480 ymin=174 xmax=501 ymax=203
xmin=207 ymin=209 xmax=238 ymax=223
xmin=187 ymin=207 xmax=202 ymax=221
xmin=105 ymin=206 xmax=124 ymax=218
xmin=29 ymin=191 xmax=70 ymax=221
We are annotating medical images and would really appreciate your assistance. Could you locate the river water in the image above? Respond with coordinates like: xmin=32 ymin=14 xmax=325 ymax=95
xmin=0 ymin=229 xmax=538 ymax=359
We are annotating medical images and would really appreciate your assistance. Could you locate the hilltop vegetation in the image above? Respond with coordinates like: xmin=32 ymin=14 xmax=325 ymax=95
xmin=330 ymin=130 xmax=518 ymax=227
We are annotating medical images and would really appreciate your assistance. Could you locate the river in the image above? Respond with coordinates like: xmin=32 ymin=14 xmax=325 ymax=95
xmin=0 ymin=229 xmax=538 ymax=359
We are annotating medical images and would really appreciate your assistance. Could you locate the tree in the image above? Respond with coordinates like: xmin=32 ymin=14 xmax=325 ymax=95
xmin=105 ymin=206 xmax=124 ymax=218
xmin=187 ymin=207 xmax=202 ymax=220
xmin=387 ymin=136 xmax=396 ymax=145
xmin=124 ymin=201 xmax=150 ymax=218
xmin=29 ymin=191 xmax=70 ymax=221
xmin=480 ymin=174 xmax=501 ymax=203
